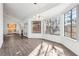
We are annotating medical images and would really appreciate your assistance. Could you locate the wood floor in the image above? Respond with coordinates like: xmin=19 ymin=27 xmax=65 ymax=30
xmin=0 ymin=33 xmax=77 ymax=56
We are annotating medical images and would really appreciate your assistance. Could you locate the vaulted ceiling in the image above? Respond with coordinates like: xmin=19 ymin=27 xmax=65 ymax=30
xmin=4 ymin=3 xmax=60 ymax=20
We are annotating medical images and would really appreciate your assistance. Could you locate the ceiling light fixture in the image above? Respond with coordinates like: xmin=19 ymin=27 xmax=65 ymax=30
xmin=34 ymin=3 xmax=37 ymax=5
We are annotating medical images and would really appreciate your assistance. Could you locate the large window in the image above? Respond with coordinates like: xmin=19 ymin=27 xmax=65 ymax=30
xmin=64 ymin=8 xmax=76 ymax=39
xmin=45 ymin=17 xmax=60 ymax=35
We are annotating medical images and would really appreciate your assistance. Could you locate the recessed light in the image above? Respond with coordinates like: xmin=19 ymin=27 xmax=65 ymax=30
xmin=34 ymin=3 xmax=37 ymax=5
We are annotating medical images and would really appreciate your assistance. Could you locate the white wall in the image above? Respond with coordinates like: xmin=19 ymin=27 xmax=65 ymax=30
xmin=3 ymin=14 xmax=21 ymax=34
xmin=0 ymin=3 xmax=3 ymax=48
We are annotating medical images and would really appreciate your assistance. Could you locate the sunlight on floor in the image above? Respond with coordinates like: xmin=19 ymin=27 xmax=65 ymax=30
xmin=29 ymin=41 xmax=65 ymax=56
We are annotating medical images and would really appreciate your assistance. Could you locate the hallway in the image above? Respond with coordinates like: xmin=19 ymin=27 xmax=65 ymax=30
xmin=0 ymin=34 xmax=76 ymax=56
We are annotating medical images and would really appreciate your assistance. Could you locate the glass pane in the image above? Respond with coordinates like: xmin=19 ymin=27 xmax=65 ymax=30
xmin=72 ymin=24 xmax=76 ymax=39
xmin=64 ymin=10 xmax=72 ymax=38
xmin=64 ymin=23 xmax=71 ymax=37
xmin=64 ymin=8 xmax=77 ymax=39
xmin=72 ymin=8 xmax=76 ymax=24
xmin=50 ymin=19 xmax=54 ymax=34
xmin=53 ymin=18 xmax=60 ymax=35
xmin=45 ymin=20 xmax=51 ymax=34
xmin=72 ymin=8 xmax=76 ymax=39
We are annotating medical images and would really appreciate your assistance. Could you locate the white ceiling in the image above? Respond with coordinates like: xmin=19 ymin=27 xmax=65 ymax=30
xmin=4 ymin=3 xmax=60 ymax=20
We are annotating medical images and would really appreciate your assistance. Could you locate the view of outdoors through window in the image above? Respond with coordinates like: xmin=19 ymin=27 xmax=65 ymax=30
xmin=45 ymin=17 xmax=60 ymax=35
xmin=64 ymin=8 xmax=76 ymax=39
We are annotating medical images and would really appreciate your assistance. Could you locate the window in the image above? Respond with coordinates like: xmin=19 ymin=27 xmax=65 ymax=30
xmin=72 ymin=8 xmax=76 ymax=39
xmin=45 ymin=17 xmax=60 ymax=35
xmin=45 ymin=19 xmax=51 ymax=34
xmin=64 ymin=10 xmax=72 ymax=38
xmin=64 ymin=8 xmax=76 ymax=39
xmin=53 ymin=18 xmax=60 ymax=35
